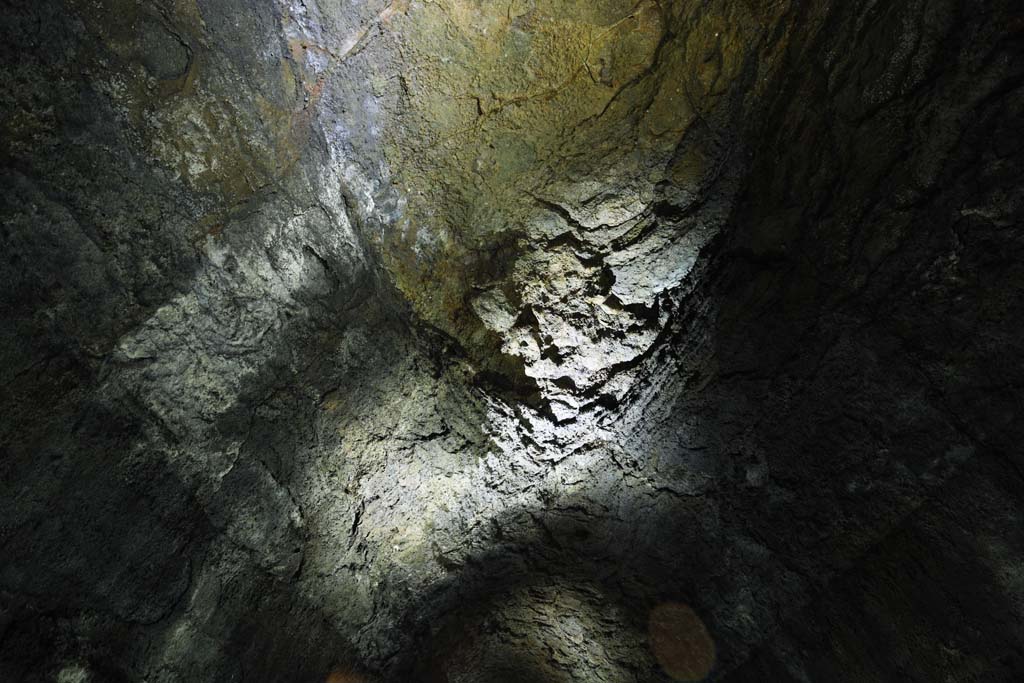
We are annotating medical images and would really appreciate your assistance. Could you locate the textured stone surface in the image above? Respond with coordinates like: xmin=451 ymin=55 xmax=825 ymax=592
xmin=1 ymin=0 xmax=1023 ymax=681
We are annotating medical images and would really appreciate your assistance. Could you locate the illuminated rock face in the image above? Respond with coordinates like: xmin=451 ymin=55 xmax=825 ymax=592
xmin=1 ymin=1 xmax=1023 ymax=682
xmin=298 ymin=0 xmax=796 ymax=412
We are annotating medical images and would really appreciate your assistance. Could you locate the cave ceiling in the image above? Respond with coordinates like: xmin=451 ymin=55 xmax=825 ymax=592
xmin=1 ymin=1 xmax=1023 ymax=682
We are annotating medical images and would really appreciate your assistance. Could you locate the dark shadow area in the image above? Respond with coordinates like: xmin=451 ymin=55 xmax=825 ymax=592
xmin=725 ymin=455 xmax=1024 ymax=682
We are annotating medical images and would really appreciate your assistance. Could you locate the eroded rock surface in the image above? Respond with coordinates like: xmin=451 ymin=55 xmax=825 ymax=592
xmin=2 ymin=1 xmax=1023 ymax=682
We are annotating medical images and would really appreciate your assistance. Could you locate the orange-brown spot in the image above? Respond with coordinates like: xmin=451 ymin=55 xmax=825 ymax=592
xmin=648 ymin=602 xmax=716 ymax=681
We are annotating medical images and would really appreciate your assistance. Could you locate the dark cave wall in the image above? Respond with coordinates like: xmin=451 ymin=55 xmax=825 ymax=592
xmin=0 ymin=0 xmax=1022 ymax=682
xmin=727 ymin=456 xmax=1024 ymax=682
xmin=710 ymin=0 xmax=1024 ymax=679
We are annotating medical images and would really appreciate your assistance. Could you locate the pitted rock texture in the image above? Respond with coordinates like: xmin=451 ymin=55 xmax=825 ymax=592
xmin=361 ymin=0 xmax=796 ymax=411
xmin=2 ymin=1 xmax=1024 ymax=682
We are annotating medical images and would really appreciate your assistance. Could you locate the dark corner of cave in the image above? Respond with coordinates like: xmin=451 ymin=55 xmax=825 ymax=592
xmin=2 ymin=0 xmax=1023 ymax=682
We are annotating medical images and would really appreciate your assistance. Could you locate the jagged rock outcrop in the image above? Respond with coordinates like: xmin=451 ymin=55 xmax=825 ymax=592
xmin=1 ymin=1 xmax=1022 ymax=682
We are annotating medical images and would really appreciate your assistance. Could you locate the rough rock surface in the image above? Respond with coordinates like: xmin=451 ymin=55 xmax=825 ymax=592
xmin=1 ymin=0 xmax=1023 ymax=682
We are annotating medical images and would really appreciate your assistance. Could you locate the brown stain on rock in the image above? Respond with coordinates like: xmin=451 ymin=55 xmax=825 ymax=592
xmin=648 ymin=602 xmax=716 ymax=681
xmin=366 ymin=0 xmax=797 ymax=385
